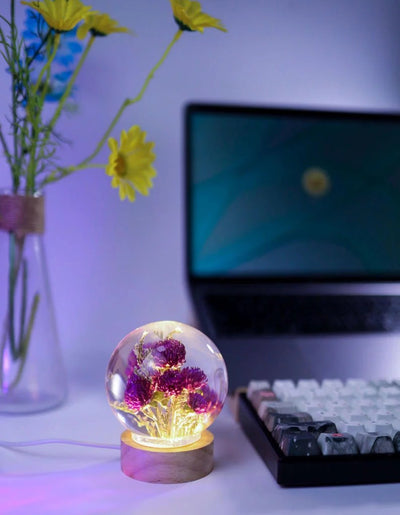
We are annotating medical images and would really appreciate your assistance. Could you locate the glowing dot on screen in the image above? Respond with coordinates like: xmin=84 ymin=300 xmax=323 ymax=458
xmin=302 ymin=167 xmax=331 ymax=197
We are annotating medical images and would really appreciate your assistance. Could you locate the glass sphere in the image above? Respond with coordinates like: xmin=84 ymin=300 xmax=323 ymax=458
xmin=106 ymin=321 xmax=228 ymax=448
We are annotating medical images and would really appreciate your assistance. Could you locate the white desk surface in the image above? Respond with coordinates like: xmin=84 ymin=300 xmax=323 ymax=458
xmin=2 ymin=388 xmax=400 ymax=515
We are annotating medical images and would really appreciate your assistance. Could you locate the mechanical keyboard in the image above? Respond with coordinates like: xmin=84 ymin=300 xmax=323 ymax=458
xmin=237 ymin=378 xmax=400 ymax=486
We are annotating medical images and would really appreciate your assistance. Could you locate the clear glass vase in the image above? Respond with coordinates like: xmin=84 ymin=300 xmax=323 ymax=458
xmin=0 ymin=192 xmax=67 ymax=414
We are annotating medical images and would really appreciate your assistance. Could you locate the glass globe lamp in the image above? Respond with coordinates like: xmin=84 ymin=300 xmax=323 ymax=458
xmin=106 ymin=321 xmax=228 ymax=450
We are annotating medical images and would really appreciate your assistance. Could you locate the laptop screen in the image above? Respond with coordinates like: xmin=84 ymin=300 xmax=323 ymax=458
xmin=186 ymin=104 xmax=400 ymax=280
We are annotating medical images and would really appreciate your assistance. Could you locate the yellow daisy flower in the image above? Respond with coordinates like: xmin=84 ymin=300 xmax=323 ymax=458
xmin=170 ymin=0 xmax=227 ymax=33
xmin=106 ymin=126 xmax=156 ymax=202
xmin=77 ymin=13 xmax=131 ymax=39
xmin=21 ymin=0 xmax=92 ymax=33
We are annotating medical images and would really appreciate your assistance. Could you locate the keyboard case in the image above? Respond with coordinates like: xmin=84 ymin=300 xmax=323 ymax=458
xmin=238 ymin=392 xmax=400 ymax=487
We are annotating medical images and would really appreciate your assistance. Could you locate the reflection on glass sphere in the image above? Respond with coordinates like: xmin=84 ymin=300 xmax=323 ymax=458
xmin=106 ymin=321 xmax=228 ymax=448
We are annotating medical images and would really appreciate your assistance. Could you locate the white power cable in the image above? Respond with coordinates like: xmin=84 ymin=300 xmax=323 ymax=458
xmin=0 ymin=438 xmax=119 ymax=450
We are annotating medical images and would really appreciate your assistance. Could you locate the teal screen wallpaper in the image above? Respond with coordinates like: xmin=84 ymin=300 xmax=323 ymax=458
xmin=189 ymin=108 xmax=400 ymax=277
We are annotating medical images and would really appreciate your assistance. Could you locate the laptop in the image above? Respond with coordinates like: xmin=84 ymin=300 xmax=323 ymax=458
xmin=184 ymin=103 xmax=400 ymax=390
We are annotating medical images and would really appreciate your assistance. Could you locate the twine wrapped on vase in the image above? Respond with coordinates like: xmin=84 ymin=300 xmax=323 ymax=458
xmin=0 ymin=194 xmax=45 ymax=235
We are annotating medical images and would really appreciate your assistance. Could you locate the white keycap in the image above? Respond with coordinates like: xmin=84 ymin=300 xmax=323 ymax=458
xmin=369 ymin=379 xmax=392 ymax=389
xmin=364 ymin=421 xmax=394 ymax=434
xmin=382 ymin=401 xmax=400 ymax=411
xmin=246 ymin=380 xmax=271 ymax=399
xmin=380 ymin=390 xmax=400 ymax=401
xmin=294 ymin=399 xmax=314 ymax=412
xmin=307 ymin=408 xmax=330 ymax=420
xmin=272 ymin=380 xmax=296 ymax=398
xmin=325 ymin=399 xmax=343 ymax=410
xmin=359 ymin=387 xmax=379 ymax=399
xmin=333 ymin=409 xmax=354 ymax=423
xmin=337 ymin=393 xmax=358 ymax=403
xmin=374 ymin=410 xmax=395 ymax=422
xmin=297 ymin=379 xmax=319 ymax=391
xmin=257 ymin=401 xmax=297 ymax=420
xmin=347 ymin=413 xmax=370 ymax=424
xmin=282 ymin=394 xmax=308 ymax=405
xmin=298 ymin=401 xmax=324 ymax=412
xmin=313 ymin=393 xmax=335 ymax=403
xmin=321 ymin=379 xmax=344 ymax=390
xmin=346 ymin=378 xmax=368 ymax=389
xmin=391 ymin=418 xmax=400 ymax=431
xmin=358 ymin=400 xmax=378 ymax=413
xmin=335 ymin=421 xmax=366 ymax=438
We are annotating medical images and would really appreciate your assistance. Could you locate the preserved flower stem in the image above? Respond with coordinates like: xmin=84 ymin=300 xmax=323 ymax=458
xmin=0 ymin=232 xmax=40 ymax=391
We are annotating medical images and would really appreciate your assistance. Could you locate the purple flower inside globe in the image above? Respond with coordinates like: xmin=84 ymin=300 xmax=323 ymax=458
xmin=106 ymin=321 xmax=228 ymax=448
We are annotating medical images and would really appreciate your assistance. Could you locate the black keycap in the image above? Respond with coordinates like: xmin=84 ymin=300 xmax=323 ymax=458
xmin=280 ymin=431 xmax=321 ymax=457
xmin=265 ymin=411 xmax=313 ymax=432
xmin=271 ymin=420 xmax=337 ymax=445
xmin=271 ymin=424 xmax=301 ymax=444
xmin=298 ymin=420 xmax=338 ymax=436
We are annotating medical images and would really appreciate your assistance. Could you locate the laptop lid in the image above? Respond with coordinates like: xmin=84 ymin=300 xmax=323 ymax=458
xmin=184 ymin=103 xmax=400 ymax=387
xmin=185 ymin=102 xmax=400 ymax=286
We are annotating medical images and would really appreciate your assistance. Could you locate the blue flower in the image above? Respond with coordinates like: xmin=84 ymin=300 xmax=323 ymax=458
xmin=22 ymin=9 xmax=83 ymax=102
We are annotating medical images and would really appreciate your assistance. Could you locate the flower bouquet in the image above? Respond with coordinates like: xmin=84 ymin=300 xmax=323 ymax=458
xmin=0 ymin=0 xmax=226 ymax=413
xmin=106 ymin=321 xmax=228 ymax=448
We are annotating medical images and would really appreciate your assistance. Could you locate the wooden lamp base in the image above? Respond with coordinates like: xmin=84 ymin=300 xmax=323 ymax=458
xmin=120 ymin=430 xmax=214 ymax=483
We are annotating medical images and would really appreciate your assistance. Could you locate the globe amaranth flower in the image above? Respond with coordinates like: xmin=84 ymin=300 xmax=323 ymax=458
xmin=77 ymin=13 xmax=131 ymax=39
xmin=157 ymin=369 xmax=186 ymax=396
xmin=170 ymin=0 xmax=227 ymax=33
xmin=180 ymin=366 xmax=207 ymax=391
xmin=21 ymin=0 xmax=92 ymax=33
xmin=158 ymin=366 xmax=207 ymax=396
xmin=188 ymin=385 xmax=219 ymax=414
xmin=143 ymin=339 xmax=186 ymax=369
xmin=106 ymin=126 xmax=156 ymax=202
xmin=124 ymin=373 xmax=153 ymax=412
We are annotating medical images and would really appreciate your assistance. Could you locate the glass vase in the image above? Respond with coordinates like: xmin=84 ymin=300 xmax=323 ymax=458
xmin=0 ymin=192 xmax=67 ymax=414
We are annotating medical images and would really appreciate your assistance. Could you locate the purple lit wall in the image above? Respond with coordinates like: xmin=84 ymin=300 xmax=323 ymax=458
xmin=1 ymin=0 xmax=400 ymax=388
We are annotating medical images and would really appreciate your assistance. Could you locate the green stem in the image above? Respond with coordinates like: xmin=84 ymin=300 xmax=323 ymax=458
xmin=127 ymin=29 xmax=183 ymax=107
xmin=0 ymin=24 xmax=11 ymax=64
xmin=0 ymin=124 xmax=13 ymax=170
xmin=18 ymin=260 xmax=28 ymax=353
xmin=73 ymin=162 xmax=107 ymax=170
xmin=46 ymin=35 xmax=95 ymax=139
xmin=9 ymin=293 xmax=40 ymax=390
xmin=2 ymin=232 xmax=41 ymax=390
xmin=8 ymin=234 xmax=18 ymax=358
xmin=27 ymin=122 xmax=39 ymax=194
xmin=10 ymin=0 xmax=19 ymax=192
xmin=38 ymin=50 xmax=52 ymax=107
xmin=7 ymin=234 xmax=26 ymax=360
xmin=25 ymin=35 xmax=61 ymax=194
xmin=44 ymin=29 xmax=183 ymax=184
xmin=31 ymin=33 xmax=60 ymax=96
xmin=26 ymin=29 xmax=51 ymax=68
